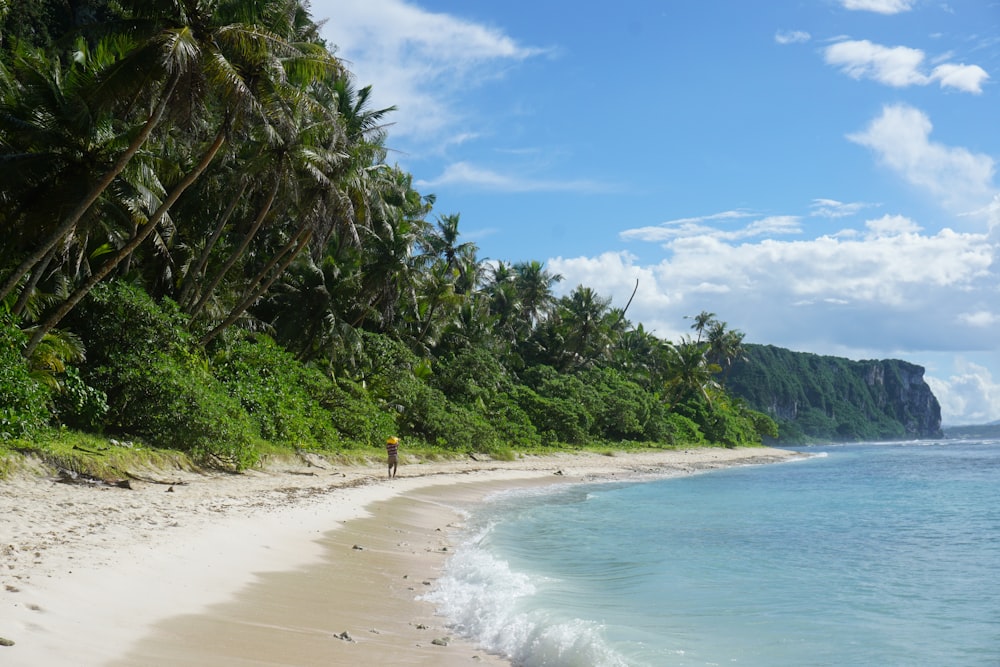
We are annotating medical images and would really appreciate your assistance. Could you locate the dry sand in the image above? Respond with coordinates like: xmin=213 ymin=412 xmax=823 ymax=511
xmin=0 ymin=446 xmax=801 ymax=666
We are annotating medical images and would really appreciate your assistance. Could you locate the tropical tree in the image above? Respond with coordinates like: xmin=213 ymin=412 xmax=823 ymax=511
xmin=512 ymin=260 xmax=562 ymax=332
xmin=557 ymin=285 xmax=614 ymax=369
xmin=663 ymin=337 xmax=722 ymax=408
xmin=706 ymin=319 xmax=746 ymax=384
xmin=19 ymin=0 xmax=341 ymax=355
xmin=686 ymin=310 xmax=717 ymax=343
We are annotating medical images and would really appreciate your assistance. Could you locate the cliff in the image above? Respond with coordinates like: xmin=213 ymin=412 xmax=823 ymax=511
xmin=726 ymin=344 xmax=943 ymax=443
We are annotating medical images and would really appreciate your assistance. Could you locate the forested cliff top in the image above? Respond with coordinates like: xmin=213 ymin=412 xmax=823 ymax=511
xmin=726 ymin=344 xmax=943 ymax=443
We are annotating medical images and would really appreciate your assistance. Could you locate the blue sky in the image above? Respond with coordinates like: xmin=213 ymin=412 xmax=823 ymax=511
xmin=310 ymin=0 xmax=1000 ymax=426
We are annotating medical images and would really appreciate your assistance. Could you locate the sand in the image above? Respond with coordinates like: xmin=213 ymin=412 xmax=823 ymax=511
xmin=0 ymin=446 xmax=801 ymax=666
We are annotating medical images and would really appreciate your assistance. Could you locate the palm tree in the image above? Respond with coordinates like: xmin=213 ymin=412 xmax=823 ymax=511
xmin=612 ymin=323 xmax=662 ymax=388
xmin=0 ymin=15 xmax=196 ymax=300
xmin=706 ymin=320 xmax=746 ymax=385
xmin=686 ymin=310 xmax=717 ymax=343
xmin=512 ymin=260 xmax=563 ymax=332
xmin=558 ymin=286 xmax=613 ymax=369
xmin=663 ymin=337 xmax=722 ymax=408
xmin=21 ymin=0 xmax=340 ymax=355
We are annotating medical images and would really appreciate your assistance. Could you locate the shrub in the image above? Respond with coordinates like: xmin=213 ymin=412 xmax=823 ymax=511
xmin=324 ymin=378 xmax=396 ymax=447
xmin=53 ymin=366 xmax=109 ymax=431
xmin=513 ymin=384 xmax=590 ymax=445
xmin=109 ymin=351 xmax=259 ymax=468
xmin=660 ymin=412 xmax=706 ymax=446
xmin=66 ymin=281 xmax=258 ymax=468
xmin=0 ymin=314 xmax=50 ymax=439
xmin=213 ymin=335 xmax=340 ymax=448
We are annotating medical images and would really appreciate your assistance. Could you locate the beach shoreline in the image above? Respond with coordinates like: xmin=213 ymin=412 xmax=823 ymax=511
xmin=0 ymin=446 xmax=800 ymax=666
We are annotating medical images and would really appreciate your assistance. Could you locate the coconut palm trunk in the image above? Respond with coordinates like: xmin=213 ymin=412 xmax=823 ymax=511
xmin=199 ymin=226 xmax=312 ymax=346
xmin=0 ymin=70 xmax=180 ymax=304
xmin=23 ymin=125 xmax=227 ymax=357
xmin=177 ymin=179 xmax=249 ymax=309
xmin=186 ymin=173 xmax=282 ymax=320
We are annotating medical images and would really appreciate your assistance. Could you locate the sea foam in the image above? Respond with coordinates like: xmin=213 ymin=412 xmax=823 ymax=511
xmin=421 ymin=525 xmax=629 ymax=667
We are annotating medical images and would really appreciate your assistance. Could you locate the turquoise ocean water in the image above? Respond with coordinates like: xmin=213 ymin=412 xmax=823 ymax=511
xmin=424 ymin=441 xmax=1000 ymax=666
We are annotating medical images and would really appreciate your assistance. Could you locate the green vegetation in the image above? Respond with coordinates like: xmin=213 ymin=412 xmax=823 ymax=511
xmin=0 ymin=1 xmax=776 ymax=473
xmin=727 ymin=344 xmax=943 ymax=443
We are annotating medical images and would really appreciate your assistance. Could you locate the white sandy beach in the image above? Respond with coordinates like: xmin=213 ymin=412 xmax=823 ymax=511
xmin=0 ymin=446 xmax=800 ymax=666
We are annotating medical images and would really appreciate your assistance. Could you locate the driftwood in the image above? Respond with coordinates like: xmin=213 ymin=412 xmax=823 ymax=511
xmin=55 ymin=468 xmax=132 ymax=489
xmin=124 ymin=472 xmax=189 ymax=486
xmin=295 ymin=449 xmax=329 ymax=470
xmin=72 ymin=444 xmax=107 ymax=455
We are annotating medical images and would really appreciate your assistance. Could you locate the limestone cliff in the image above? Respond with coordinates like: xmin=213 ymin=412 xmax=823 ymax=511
xmin=726 ymin=344 xmax=943 ymax=443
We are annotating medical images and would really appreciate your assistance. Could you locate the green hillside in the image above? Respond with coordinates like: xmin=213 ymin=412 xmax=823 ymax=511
xmin=726 ymin=344 xmax=943 ymax=444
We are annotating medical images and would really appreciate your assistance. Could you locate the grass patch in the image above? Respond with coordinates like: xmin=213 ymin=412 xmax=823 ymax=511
xmin=1 ymin=429 xmax=198 ymax=480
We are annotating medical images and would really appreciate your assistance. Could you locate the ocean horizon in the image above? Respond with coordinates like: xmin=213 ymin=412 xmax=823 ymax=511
xmin=425 ymin=441 xmax=1000 ymax=666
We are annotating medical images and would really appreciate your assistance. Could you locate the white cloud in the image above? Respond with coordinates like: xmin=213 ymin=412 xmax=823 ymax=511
xmin=841 ymin=0 xmax=915 ymax=14
xmin=930 ymin=62 xmax=990 ymax=94
xmin=848 ymin=104 xmax=997 ymax=214
xmin=824 ymin=40 xmax=989 ymax=93
xmin=775 ymin=30 xmax=811 ymax=45
xmin=621 ymin=211 xmax=800 ymax=243
xmin=958 ymin=311 xmax=1000 ymax=327
xmin=926 ymin=360 xmax=1000 ymax=424
xmin=552 ymin=222 xmax=995 ymax=350
xmin=311 ymin=0 xmax=545 ymax=141
xmin=810 ymin=199 xmax=875 ymax=218
xmin=416 ymin=161 xmax=612 ymax=193
xmin=865 ymin=213 xmax=922 ymax=235
xmin=825 ymin=40 xmax=928 ymax=86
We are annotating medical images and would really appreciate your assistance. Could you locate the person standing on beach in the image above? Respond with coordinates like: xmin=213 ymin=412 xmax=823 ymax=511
xmin=385 ymin=436 xmax=399 ymax=478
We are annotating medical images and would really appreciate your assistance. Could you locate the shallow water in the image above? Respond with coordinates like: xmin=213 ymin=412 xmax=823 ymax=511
xmin=426 ymin=442 xmax=1000 ymax=666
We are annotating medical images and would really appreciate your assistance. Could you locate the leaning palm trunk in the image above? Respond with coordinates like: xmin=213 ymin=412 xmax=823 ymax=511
xmin=0 ymin=72 xmax=180 ymax=305
xmin=23 ymin=126 xmax=227 ymax=358
xmin=199 ymin=226 xmax=312 ymax=346
xmin=177 ymin=179 xmax=249 ymax=309
xmin=186 ymin=173 xmax=281 ymax=320
xmin=11 ymin=245 xmax=56 ymax=318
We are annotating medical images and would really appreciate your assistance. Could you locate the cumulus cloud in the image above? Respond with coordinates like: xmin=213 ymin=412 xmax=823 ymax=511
xmin=926 ymin=360 xmax=1000 ymax=424
xmin=312 ymin=0 xmax=545 ymax=141
xmin=775 ymin=30 xmax=811 ymax=45
xmin=552 ymin=220 xmax=994 ymax=347
xmin=931 ymin=62 xmax=991 ymax=94
xmin=841 ymin=0 xmax=915 ymax=14
xmin=848 ymin=104 xmax=997 ymax=214
xmin=824 ymin=40 xmax=989 ymax=93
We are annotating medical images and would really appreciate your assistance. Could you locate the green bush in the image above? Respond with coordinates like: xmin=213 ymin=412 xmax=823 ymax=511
xmin=53 ymin=366 xmax=109 ymax=431
xmin=0 ymin=314 xmax=50 ymax=439
xmin=431 ymin=348 xmax=513 ymax=405
xmin=66 ymin=281 xmax=258 ymax=468
xmin=660 ymin=412 xmax=706 ymax=446
xmin=404 ymin=382 xmax=501 ymax=452
xmin=213 ymin=335 xmax=340 ymax=448
xmin=434 ymin=349 xmax=541 ymax=448
xmin=324 ymin=378 xmax=396 ymax=447
xmin=513 ymin=384 xmax=590 ymax=445
xmin=117 ymin=352 xmax=259 ymax=468
xmin=485 ymin=396 xmax=542 ymax=449
xmin=579 ymin=367 xmax=655 ymax=441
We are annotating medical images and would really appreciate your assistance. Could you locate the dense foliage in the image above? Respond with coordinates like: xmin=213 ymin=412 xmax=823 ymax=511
xmin=0 ymin=0 xmax=777 ymax=467
xmin=726 ymin=344 xmax=943 ymax=443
